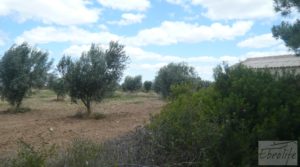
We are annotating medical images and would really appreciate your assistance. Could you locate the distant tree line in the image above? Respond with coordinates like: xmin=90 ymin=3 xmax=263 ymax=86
xmin=0 ymin=41 xmax=212 ymax=115
xmin=122 ymin=75 xmax=142 ymax=92
xmin=121 ymin=75 xmax=153 ymax=93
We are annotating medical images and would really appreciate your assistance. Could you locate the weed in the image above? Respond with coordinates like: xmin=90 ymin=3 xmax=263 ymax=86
xmin=5 ymin=140 xmax=56 ymax=167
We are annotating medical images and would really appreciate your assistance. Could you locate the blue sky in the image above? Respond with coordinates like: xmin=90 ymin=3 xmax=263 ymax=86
xmin=0 ymin=0 xmax=295 ymax=81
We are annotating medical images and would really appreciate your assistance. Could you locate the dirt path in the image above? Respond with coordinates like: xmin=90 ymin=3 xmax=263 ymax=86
xmin=0 ymin=91 xmax=165 ymax=157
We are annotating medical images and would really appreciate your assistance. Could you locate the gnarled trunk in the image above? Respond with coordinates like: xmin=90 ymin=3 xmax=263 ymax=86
xmin=86 ymin=100 xmax=92 ymax=116
xmin=15 ymin=101 xmax=22 ymax=111
xmin=82 ymin=98 xmax=92 ymax=116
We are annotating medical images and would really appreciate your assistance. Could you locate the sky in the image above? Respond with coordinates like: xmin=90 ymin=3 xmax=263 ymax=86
xmin=0 ymin=0 xmax=297 ymax=81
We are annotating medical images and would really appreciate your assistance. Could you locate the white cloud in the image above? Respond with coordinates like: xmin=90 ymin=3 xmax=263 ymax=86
xmin=194 ymin=65 xmax=217 ymax=80
xmin=98 ymin=24 xmax=109 ymax=31
xmin=0 ymin=36 xmax=5 ymax=46
xmin=243 ymin=50 xmax=293 ymax=58
xmin=166 ymin=0 xmax=188 ymax=5
xmin=16 ymin=26 xmax=122 ymax=45
xmin=0 ymin=30 xmax=8 ymax=46
xmin=166 ymin=0 xmax=275 ymax=20
xmin=63 ymin=44 xmax=91 ymax=57
xmin=0 ymin=0 xmax=100 ymax=25
xmin=238 ymin=33 xmax=283 ymax=49
xmin=108 ymin=13 xmax=145 ymax=26
xmin=97 ymin=0 xmax=150 ymax=11
xmin=126 ymin=21 xmax=253 ymax=46
xmin=17 ymin=20 xmax=252 ymax=47
xmin=125 ymin=46 xmax=237 ymax=64
xmin=0 ymin=39 xmax=4 ymax=46
xmin=133 ymin=63 xmax=168 ymax=71
xmin=125 ymin=46 xmax=182 ymax=62
xmin=219 ymin=56 xmax=240 ymax=63
xmin=166 ymin=0 xmax=191 ymax=9
xmin=63 ymin=44 xmax=111 ymax=57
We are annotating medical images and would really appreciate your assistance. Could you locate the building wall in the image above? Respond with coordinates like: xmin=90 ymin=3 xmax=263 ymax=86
xmin=255 ymin=67 xmax=300 ymax=76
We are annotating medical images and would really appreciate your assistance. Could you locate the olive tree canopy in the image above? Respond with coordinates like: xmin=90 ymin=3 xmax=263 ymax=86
xmin=0 ymin=43 xmax=52 ymax=109
xmin=58 ymin=42 xmax=128 ymax=115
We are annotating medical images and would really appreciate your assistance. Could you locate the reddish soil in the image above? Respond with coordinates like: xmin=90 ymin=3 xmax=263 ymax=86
xmin=0 ymin=93 xmax=164 ymax=157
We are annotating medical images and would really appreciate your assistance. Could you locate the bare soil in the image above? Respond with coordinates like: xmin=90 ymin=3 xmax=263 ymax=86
xmin=0 ymin=90 xmax=165 ymax=157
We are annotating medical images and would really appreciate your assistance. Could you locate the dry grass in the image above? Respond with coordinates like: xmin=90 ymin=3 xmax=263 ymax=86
xmin=0 ymin=90 xmax=165 ymax=158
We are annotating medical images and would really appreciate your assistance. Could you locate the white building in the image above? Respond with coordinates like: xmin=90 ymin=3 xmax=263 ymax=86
xmin=240 ymin=55 xmax=300 ymax=74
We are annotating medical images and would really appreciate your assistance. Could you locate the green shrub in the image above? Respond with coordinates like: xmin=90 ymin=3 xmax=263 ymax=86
xmin=149 ymin=64 xmax=300 ymax=166
xmin=51 ymin=130 xmax=156 ymax=167
xmin=149 ymin=87 xmax=222 ymax=166
xmin=62 ymin=139 xmax=101 ymax=167
xmin=211 ymin=65 xmax=300 ymax=166
xmin=169 ymin=81 xmax=202 ymax=100
xmin=6 ymin=141 xmax=56 ymax=167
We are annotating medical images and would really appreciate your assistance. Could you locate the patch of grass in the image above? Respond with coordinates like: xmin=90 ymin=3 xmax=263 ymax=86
xmin=106 ymin=91 xmax=159 ymax=103
xmin=50 ymin=127 xmax=158 ymax=167
xmin=127 ymin=100 xmax=144 ymax=104
xmin=1 ymin=127 xmax=164 ymax=167
xmin=2 ymin=140 xmax=56 ymax=167
xmin=52 ymin=139 xmax=102 ymax=167
xmin=5 ymin=107 xmax=31 ymax=113
xmin=31 ymin=89 xmax=56 ymax=99
xmin=72 ymin=110 xmax=106 ymax=120
xmin=0 ymin=100 xmax=9 ymax=109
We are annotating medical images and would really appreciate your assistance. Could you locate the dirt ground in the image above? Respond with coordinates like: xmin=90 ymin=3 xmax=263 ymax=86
xmin=0 ymin=90 xmax=165 ymax=157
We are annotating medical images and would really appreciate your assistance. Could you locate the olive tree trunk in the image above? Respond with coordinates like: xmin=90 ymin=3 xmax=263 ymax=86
xmin=81 ymin=98 xmax=92 ymax=116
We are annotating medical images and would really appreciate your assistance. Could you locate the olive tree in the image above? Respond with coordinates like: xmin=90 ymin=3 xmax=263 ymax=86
xmin=0 ymin=43 xmax=52 ymax=110
xmin=122 ymin=75 xmax=142 ymax=92
xmin=48 ymin=74 xmax=68 ymax=100
xmin=58 ymin=42 xmax=128 ymax=115
xmin=153 ymin=62 xmax=199 ymax=98
xmin=143 ymin=81 xmax=152 ymax=92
